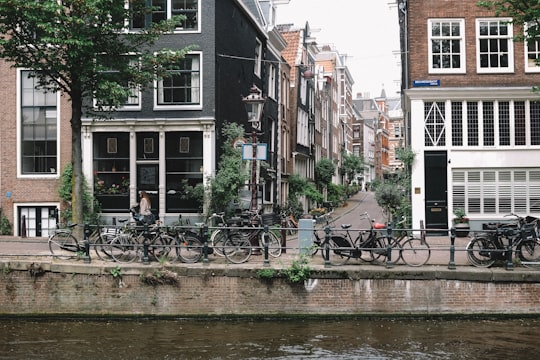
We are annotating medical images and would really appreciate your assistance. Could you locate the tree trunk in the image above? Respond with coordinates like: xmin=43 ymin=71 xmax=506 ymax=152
xmin=71 ymin=87 xmax=84 ymax=239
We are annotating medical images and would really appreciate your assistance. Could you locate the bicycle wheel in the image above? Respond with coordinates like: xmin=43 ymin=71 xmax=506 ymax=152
xmin=466 ymin=236 xmax=496 ymax=267
xmin=150 ymin=234 xmax=175 ymax=262
xmin=210 ymin=229 xmax=227 ymax=257
xmin=223 ymin=235 xmax=252 ymax=264
xmin=110 ymin=234 xmax=139 ymax=263
xmin=93 ymin=231 xmax=116 ymax=262
xmin=517 ymin=238 xmax=540 ymax=267
xmin=48 ymin=231 xmax=79 ymax=260
xmin=366 ymin=236 xmax=391 ymax=264
xmin=320 ymin=235 xmax=351 ymax=266
xmin=258 ymin=231 xmax=282 ymax=257
xmin=400 ymin=237 xmax=431 ymax=267
xmin=176 ymin=235 xmax=203 ymax=263
xmin=375 ymin=236 xmax=402 ymax=265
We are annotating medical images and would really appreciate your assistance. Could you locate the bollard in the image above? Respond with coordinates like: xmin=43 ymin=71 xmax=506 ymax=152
xmin=385 ymin=224 xmax=393 ymax=268
xmin=263 ymin=225 xmax=270 ymax=266
xmin=202 ymin=224 xmax=209 ymax=265
xmin=280 ymin=216 xmax=287 ymax=254
xmin=448 ymin=228 xmax=456 ymax=270
xmin=324 ymin=226 xmax=331 ymax=267
xmin=83 ymin=223 xmax=91 ymax=264
xmin=142 ymin=224 xmax=150 ymax=264
xmin=506 ymin=229 xmax=514 ymax=271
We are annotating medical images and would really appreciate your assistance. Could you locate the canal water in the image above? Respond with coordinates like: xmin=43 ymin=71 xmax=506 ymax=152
xmin=0 ymin=317 xmax=539 ymax=359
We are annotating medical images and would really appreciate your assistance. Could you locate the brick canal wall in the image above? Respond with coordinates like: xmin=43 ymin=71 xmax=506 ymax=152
xmin=1 ymin=260 xmax=540 ymax=316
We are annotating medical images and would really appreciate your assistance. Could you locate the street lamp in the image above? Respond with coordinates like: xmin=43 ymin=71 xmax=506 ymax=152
xmin=242 ymin=85 xmax=265 ymax=212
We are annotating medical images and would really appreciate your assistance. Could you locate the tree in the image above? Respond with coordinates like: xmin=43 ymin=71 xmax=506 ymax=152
xmin=478 ymin=1 xmax=540 ymax=51
xmin=342 ymin=153 xmax=364 ymax=185
xmin=0 ymin=0 xmax=193 ymax=232
xmin=314 ymin=158 xmax=335 ymax=188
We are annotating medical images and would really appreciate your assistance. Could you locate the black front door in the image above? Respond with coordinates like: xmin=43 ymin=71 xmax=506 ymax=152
xmin=424 ymin=151 xmax=448 ymax=234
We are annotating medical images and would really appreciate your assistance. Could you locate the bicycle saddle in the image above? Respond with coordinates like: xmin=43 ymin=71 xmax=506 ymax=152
xmin=373 ymin=222 xmax=386 ymax=229
xmin=340 ymin=224 xmax=352 ymax=229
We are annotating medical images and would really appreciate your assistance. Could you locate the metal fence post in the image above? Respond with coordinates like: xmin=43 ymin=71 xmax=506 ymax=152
xmin=386 ymin=224 xmax=393 ymax=269
xmin=324 ymin=226 xmax=331 ymax=268
xmin=263 ymin=225 xmax=270 ymax=266
xmin=448 ymin=228 xmax=456 ymax=270
xmin=506 ymin=229 xmax=514 ymax=271
xmin=201 ymin=223 xmax=209 ymax=265
xmin=83 ymin=223 xmax=91 ymax=264
xmin=142 ymin=224 xmax=150 ymax=264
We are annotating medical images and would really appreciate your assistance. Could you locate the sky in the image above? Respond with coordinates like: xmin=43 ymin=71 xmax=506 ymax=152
xmin=276 ymin=0 xmax=402 ymax=99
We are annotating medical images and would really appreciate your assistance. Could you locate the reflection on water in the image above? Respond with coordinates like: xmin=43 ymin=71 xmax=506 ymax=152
xmin=1 ymin=317 xmax=539 ymax=359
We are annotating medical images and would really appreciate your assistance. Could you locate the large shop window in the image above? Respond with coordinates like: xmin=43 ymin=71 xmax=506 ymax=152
xmin=452 ymin=169 xmax=540 ymax=216
xmin=165 ymin=131 xmax=203 ymax=212
xmin=20 ymin=70 xmax=58 ymax=175
xmin=93 ymin=133 xmax=130 ymax=213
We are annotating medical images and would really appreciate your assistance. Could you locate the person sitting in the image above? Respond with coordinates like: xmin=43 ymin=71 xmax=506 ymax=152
xmin=130 ymin=191 xmax=156 ymax=225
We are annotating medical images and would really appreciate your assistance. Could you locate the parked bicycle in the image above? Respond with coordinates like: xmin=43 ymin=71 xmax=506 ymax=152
xmin=106 ymin=221 xmax=175 ymax=263
xmin=466 ymin=213 xmax=540 ymax=268
xmin=378 ymin=216 xmax=431 ymax=267
xmin=314 ymin=212 xmax=388 ymax=266
xmin=207 ymin=211 xmax=282 ymax=263
xmin=48 ymin=222 xmax=117 ymax=260
xmin=167 ymin=215 xmax=206 ymax=264
xmin=280 ymin=210 xmax=298 ymax=235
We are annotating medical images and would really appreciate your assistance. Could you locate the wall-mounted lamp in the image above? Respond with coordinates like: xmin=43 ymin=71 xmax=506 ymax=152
xmin=300 ymin=65 xmax=314 ymax=79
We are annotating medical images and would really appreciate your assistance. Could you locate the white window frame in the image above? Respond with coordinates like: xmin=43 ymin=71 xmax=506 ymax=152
xmin=268 ymin=63 xmax=276 ymax=100
xmin=524 ymin=23 xmax=540 ymax=73
xmin=127 ymin=0 xmax=201 ymax=33
xmin=17 ymin=69 xmax=60 ymax=178
xmin=93 ymin=56 xmax=142 ymax=111
xmin=476 ymin=18 xmax=514 ymax=74
xmin=254 ymin=39 xmax=262 ymax=78
xmin=154 ymin=51 xmax=203 ymax=111
xmin=428 ymin=19 xmax=466 ymax=74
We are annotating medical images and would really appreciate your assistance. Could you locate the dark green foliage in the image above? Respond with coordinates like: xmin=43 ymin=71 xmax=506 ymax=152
xmin=180 ymin=179 xmax=205 ymax=214
xmin=208 ymin=122 xmax=248 ymax=216
xmin=58 ymin=163 xmax=100 ymax=225
xmin=314 ymin=158 xmax=335 ymax=187
xmin=279 ymin=254 xmax=311 ymax=283
xmin=0 ymin=209 xmax=11 ymax=235
xmin=341 ymin=153 xmax=364 ymax=184
xmin=375 ymin=147 xmax=416 ymax=225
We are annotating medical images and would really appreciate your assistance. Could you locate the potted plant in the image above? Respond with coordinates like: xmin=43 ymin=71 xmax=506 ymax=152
xmin=452 ymin=208 xmax=470 ymax=237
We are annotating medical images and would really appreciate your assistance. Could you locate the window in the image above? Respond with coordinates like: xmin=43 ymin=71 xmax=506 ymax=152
xmin=130 ymin=0 xmax=199 ymax=31
xmin=525 ymin=23 xmax=540 ymax=72
xmin=20 ymin=70 xmax=58 ymax=175
xmin=453 ymin=169 xmax=540 ymax=215
xmin=451 ymin=101 xmax=463 ymax=146
xmin=156 ymin=53 xmax=201 ymax=109
xmin=477 ymin=19 xmax=514 ymax=73
xmin=254 ymin=39 xmax=262 ymax=77
xmin=424 ymin=101 xmax=446 ymax=147
xmin=268 ymin=63 xmax=276 ymax=100
xmin=95 ymin=56 xmax=141 ymax=110
xmin=483 ymin=102 xmax=495 ymax=146
xmin=428 ymin=19 xmax=465 ymax=73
